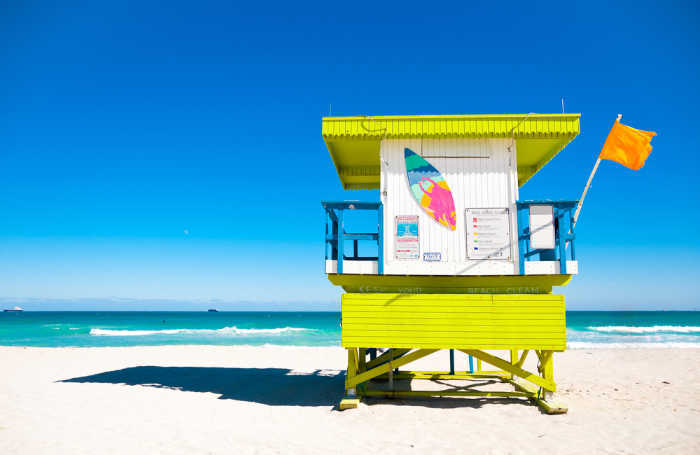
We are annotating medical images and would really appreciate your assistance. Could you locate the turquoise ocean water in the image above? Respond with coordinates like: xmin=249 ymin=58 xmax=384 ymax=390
xmin=1 ymin=311 xmax=699 ymax=348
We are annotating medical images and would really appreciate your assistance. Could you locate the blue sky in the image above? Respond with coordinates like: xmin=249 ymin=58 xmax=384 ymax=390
xmin=1 ymin=1 xmax=699 ymax=310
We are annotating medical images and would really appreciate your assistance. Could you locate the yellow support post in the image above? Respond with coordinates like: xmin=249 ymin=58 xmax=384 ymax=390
xmin=540 ymin=351 xmax=554 ymax=398
xmin=340 ymin=348 xmax=360 ymax=410
xmin=358 ymin=348 xmax=367 ymax=373
xmin=508 ymin=350 xmax=567 ymax=414
xmin=537 ymin=350 xmax=567 ymax=414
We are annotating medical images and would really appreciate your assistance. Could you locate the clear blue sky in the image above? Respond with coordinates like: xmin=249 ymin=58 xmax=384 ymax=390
xmin=2 ymin=1 xmax=699 ymax=310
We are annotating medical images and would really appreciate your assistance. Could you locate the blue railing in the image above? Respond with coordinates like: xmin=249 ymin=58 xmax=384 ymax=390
xmin=322 ymin=201 xmax=384 ymax=275
xmin=322 ymin=199 xmax=576 ymax=276
xmin=516 ymin=200 xmax=578 ymax=275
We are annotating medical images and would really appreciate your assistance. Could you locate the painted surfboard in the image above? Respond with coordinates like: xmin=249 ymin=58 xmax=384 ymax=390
xmin=404 ymin=148 xmax=457 ymax=230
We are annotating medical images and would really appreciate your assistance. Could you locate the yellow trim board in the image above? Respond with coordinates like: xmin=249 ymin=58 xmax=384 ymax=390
xmin=328 ymin=274 xmax=572 ymax=294
xmin=321 ymin=113 xmax=580 ymax=189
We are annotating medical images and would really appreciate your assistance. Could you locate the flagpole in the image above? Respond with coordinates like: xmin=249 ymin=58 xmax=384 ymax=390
xmin=571 ymin=113 xmax=621 ymax=229
xmin=572 ymin=157 xmax=601 ymax=227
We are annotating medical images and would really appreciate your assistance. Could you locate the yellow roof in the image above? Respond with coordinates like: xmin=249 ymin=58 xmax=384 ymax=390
xmin=322 ymin=113 xmax=581 ymax=189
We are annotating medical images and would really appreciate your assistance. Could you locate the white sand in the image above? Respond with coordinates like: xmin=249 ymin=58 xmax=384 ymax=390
xmin=1 ymin=346 xmax=699 ymax=454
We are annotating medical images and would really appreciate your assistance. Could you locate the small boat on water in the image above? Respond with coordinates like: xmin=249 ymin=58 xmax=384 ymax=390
xmin=3 ymin=306 xmax=24 ymax=313
xmin=207 ymin=309 xmax=219 ymax=312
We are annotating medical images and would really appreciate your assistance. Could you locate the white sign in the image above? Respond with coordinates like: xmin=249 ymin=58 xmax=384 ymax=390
xmin=466 ymin=208 xmax=512 ymax=260
xmin=394 ymin=215 xmax=419 ymax=260
xmin=529 ymin=205 xmax=555 ymax=250
xmin=423 ymin=252 xmax=442 ymax=262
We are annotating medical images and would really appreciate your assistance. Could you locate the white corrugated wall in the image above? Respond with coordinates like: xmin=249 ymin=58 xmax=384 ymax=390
xmin=381 ymin=138 xmax=520 ymax=275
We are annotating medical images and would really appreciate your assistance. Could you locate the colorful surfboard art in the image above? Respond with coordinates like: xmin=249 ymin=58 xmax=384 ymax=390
xmin=404 ymin=148 xmax=457 ymax=230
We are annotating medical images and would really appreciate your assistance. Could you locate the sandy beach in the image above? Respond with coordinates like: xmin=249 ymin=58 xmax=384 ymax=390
xmin=1 ymin=346 xmax=698 ymax=454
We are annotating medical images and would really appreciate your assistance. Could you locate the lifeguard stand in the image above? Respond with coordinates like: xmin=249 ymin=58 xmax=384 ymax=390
xmin=322 ymin=114 xmax=580 ymax=413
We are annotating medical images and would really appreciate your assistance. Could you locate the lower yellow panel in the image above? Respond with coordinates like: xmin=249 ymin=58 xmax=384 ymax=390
xmin=341 ymin=294 xmax=566 ymax=351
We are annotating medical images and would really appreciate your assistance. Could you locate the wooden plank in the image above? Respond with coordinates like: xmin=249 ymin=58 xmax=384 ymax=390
xmin=508 ymin=378 xmax=538 ymax=395
xmin=362 ymin=390 xmax=532 ymax=398
xmin=343 ymin=303 xmax=564 ymax=311
xmin=342 ymin=318 xmax=566 ymax=327
xmin=537 ymin=398 xmax=568 ymax=414
xmin=339 ymin=397 xmax=360 ymax=410
xmin=327 ymin=273 xmax=572 ymax=292
xmin=508 ymin=379 xmax=568 ymax=414
xmin=461 ymin=349 xmax=556 ymax=391
xmin=344 ymin=342 xmax=565 ymax=351
xmin=344 ymin=330 xmax=565 ymax=338
xmin=343 ymin=293 xmax=563 ymax=301
xmin=342 ymin=336 xmax=565 ymax=342
xmin=380 ymin=371 xmax=509 ymax=380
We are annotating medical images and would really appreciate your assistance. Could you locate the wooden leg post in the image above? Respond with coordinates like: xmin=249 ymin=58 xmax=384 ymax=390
xmin=358 ymin=348 xmax=367 ymax=373
xmin=340 ymin=348 xmax=361 ymax=410
xmin=533 ymin=350 xmax=567 ymax=414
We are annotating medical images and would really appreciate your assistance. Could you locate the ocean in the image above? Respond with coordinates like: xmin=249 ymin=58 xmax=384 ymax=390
xmin=1 ymin=311 xmax=699 ymax=348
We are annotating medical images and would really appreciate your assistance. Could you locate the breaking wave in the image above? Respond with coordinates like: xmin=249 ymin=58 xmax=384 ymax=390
xmin=89 ymin=326 xmax=315 ymax=337
xmin=586 ymin=325 xmax=700 ymax=334
xmin=568 ymin=342 xmax=700 ymax=349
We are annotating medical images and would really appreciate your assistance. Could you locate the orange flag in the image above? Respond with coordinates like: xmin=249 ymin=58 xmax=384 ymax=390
xmin=599 ymin=120 xmax=657 ymax=170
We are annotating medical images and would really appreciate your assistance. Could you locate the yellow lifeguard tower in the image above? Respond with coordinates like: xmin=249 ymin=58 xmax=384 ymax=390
xmin=322 ymin=114 xmax=580 ymax=413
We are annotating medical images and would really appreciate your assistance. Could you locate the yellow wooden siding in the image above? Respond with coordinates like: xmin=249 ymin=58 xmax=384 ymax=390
xmin=341 ymin=293 xmax=566 ymax=351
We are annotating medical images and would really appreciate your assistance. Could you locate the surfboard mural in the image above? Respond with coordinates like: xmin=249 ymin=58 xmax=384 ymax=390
xmin=404 ymin=148 xmax=457 ymax=230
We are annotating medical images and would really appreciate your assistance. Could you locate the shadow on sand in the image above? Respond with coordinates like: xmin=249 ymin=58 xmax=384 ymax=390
xmin=60 ymin=366 xmax=534 ymax=410
xmin=60 ymin=366 xmax=345 ymax=407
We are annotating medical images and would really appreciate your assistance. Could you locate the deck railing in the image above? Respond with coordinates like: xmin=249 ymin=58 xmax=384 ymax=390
xmin=516 ymin=200 xmax=578 ymax=275
xmin=322 ymin=201 xmax=383 ymax=275
xmin=323 ymin=199 xmax=577 ymax=276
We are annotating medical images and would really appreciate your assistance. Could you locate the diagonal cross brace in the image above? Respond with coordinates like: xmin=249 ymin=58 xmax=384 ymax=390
xmin=346 ymin=349 xmax=438 ymax=388
xmin=515 ymin=350 xmax=529 ymax=368
xmin=365 ymin=348 xmax=411 ymax=370
xmin=461 ymin=349 xmax=556 ymax=392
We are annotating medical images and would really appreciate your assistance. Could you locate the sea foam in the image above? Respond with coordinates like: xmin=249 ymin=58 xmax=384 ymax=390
xmin=568 ymin=342 xmax=700 ymax=349
xmin=586 ymin=325 xmax=700 ymax=334
xmin=89 ymin=326 xmax=315 ymax=337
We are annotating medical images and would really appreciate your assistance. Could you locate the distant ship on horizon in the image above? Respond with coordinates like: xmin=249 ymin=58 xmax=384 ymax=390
xmin=207 ymin=309 xmax=219 ymax=312
xmin=3 ymin=306 xmax=24 ymax=313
